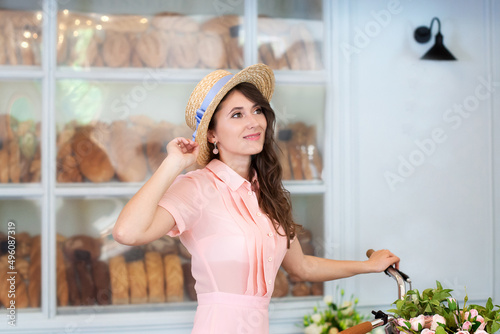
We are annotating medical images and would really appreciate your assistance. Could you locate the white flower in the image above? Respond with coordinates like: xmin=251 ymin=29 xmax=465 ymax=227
xmin=323 ymin=295 xmax=333 ymax=305
xmin=304 ymin=323 xmax=324 ymax=334
xmin=311 ymin=313 xmax=322 ymax=324
xmin=341 ymin=301 xmax=354 ymax=316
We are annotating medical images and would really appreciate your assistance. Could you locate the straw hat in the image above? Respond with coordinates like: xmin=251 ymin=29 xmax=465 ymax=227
xmin=185 ymin=63 xmax=275 ymax=166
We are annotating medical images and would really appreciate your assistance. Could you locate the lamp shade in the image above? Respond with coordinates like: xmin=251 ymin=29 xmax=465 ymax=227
xmin=421 ymin=32 xmax=457 ymax=60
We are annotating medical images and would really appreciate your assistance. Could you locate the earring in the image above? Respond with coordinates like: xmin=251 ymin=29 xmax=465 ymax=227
xmin=213 ymin=142 xmax=219 ymax=155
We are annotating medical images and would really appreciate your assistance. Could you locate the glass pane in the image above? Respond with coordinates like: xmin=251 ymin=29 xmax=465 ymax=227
xmin=0 ymin=81 xmax=42 ymax=184
xmin=0 ymin=199 xmax=42 ymax=310
xmin=272 ymin=84 xmax=325 ymax=181
xmin=55 ymin=80 xmax=194 ymax=184
xmin=272 ymin=194 xmax=324 ymax=299
xmin=57 ymin=0 xmax=244 ymax=70
xmin=0 ymin=1 xmax=43 ymax=67
xmin=55 ymin=197 xmax=196 ymax=310
xmin=258 ymin=0 xmax=323 ymax=71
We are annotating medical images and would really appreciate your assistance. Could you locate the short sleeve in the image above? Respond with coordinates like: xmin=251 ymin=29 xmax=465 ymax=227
xmin=158 ymin=174 xmax=202 ymax=237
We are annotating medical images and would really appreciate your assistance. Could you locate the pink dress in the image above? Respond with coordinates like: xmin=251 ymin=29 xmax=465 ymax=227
xmin=158 ymin=159 xmax=290 ymax=334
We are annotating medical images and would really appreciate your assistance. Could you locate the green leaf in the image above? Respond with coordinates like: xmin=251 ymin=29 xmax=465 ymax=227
xmin=435 ymin=325 xmax=447 ymax=334
xmin=486 ymin=298 xmax=494 ymax=311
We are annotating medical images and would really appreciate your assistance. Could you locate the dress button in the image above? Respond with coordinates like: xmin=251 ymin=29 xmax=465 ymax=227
xmin=257 ymin=212 xmax=262 ymax=217
xmin=268 ymin=257 xmax=273 ymax=262
xmin=268 ymin=232 xmax=273 ymax=237
xmin=248 ymin=191 xmax=253 ymax=196
xmin=267 ymin=279 xmax=272 ymax=285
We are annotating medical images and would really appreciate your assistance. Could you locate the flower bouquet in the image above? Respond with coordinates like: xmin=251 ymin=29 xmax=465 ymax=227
xmin=388 ymin=281 xmax=500 ymax=334
xmin=302 ymin=289 xmax=370 ymax=334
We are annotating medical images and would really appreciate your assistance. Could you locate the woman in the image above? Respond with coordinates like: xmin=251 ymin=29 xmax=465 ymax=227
xmin=113 ymin=64 xmax=399 ymax=333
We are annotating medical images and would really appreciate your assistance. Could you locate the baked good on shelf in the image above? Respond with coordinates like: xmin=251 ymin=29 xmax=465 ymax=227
xmin=164 ymin=254 xmax=184 ymax=302
xmin=56 ymin=245 xmax=69 ymax=307
xmin=16 ymin=257 xmax=29 ymax=280
xmin=8 ymin=137 xmax=21 ymax=183
xmin=28 ymin=235 xmax=41 ymax=307
xmin=135 ymin=30 xmax=168 ymax=68
xmin=291 ymin=281 xmax=310 ymax=297
xmin=127 ymin=259 xmax=148 ymax=304
xmin=311 ymin=282 xmax=324 ymax=296
xmin=71 ymin=126 xmax=115 ymax=183
xmin=129 ymin=115 xmax=155 ymax=140
xmin=144 ymin=251 xmax=165 ymax=303
xmin=66 ymin=261 xmax=81 ymax=306
xmin=4 ymin=19 xmax=18 ymax=66
xmin=0 ymin=32 xmax=6 ymax=65
xmin=109 ymin=121 xmax=148 ymax=182
xmin=102 ymin=32 xmax=131 ymax=68
xmin=198 ymin=31 xmax=227 ymax=69
xmin=170 ymin=31 xmax=200 ymax=68
xmin=109 ymin=255 xmax=129 ymax=305
xmin=272 ymin=269 xmax=289 ymax=298
xmin=146 ymin=122 xmax=176 ymax=172
xmin=15 ymin=231 xmax=31 ymax=258
xmin=63 ymin=235 xmax=102 ymax=263
xmin=75 ymin=259 xmax=96 ymax=305
xmin=91 ymin=260 xmax=111 ymax=305
xmin=182 ymin=262 xmax=196 ymax=301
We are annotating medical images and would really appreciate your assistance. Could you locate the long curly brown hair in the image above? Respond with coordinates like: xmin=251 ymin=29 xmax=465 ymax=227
xmin=207 ymin=82 xmax=300 ymax=248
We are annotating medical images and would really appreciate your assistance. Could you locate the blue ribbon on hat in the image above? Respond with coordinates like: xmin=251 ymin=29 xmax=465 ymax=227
xmin=192 ymin=74 xmax=234 ymax=141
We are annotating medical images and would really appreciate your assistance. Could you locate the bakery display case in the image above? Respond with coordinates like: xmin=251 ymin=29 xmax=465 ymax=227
xmin=0 ymin=0 xmax=331 ymax=332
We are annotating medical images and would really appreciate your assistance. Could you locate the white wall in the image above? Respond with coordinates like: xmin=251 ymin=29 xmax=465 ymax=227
xmin=332 ymin=0 xmax=499 ymax=308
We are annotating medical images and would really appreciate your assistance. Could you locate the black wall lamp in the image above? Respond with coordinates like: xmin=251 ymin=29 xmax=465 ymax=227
xmin=414 ymin=17 xmax=457 ymax=61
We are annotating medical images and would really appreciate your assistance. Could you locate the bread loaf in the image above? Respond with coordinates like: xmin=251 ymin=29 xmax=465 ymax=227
xmin=72 ymin=126 xmax=114 ymax=183
xmin=102 ymin=32 xmax=131 ymax=68
xmin=127 ymin=259 xmax=148 ymax=304
xmin=109 ymin=255 xmax=129 ymax=305
xmin=92 ymin=260 xmax=111 ymax=305
xmin=56 ymin=246 xmax=69 ymax=306
xmin=28 ymin=235 xmax=41 ymax=307
xmin=109 ymin=121 xmax=147 ymax=182
xmin=63 ymin=235 xmax=101 ymax=263
xmin=291 ymin=281 xmax=310 ymax=297
xmin=164 ymin=254 xmax=184 ymax=302
xmin=144 ymin=251 xmax=165 ymax=303
xmin=272 ymin=269 xmax=289 ymax=298
xmin=75 ymin=259 xmax=96 ymax=305
xmin=182 ymin=262 xmax=196 ymax=301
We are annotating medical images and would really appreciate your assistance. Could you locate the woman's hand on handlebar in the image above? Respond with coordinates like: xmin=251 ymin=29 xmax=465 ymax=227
xmin=366 ymin=249 xmax=400 ymax=272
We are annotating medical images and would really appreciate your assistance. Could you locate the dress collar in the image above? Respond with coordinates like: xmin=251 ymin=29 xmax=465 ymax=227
xmin=206 ymin=159 xmax=257 ymax=191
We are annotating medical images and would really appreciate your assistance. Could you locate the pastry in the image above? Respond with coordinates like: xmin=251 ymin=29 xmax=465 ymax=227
xmin=28 ymin=235 xmax=41 ymax=307
xmin=311 ymin=282 xmax=324 ymax=296
xmin=71 ymin=126 xmax=114 ymax=183
xmin=0 ymin=32 xmax=7 ymax=65
xmin=65 ymin=261 xmax=81 ymax=306
xmin=16 ymin=257 xmax=29 ymax=280
xmin=151 ymin=12 xmax=183 ymax=31
xmin=164 ymin=254 xmax=184 ymax=302
xmin=287 ymin=140 xmax=303 ymax=180
xmin=170 ymin=32 xmax=200 ymax=68
xmin=0 ymin=144 xmax=10 ymax=183
xmin=144 ymin=235 xmax=177 ymax=255
xmin=102 ymin=32 xmax=131 ymax=68
xmin=258 ymin=43 xmax=279 ymax=70
xmin=18 ymin=30 xmax=35 ymax=66
xmin=198 ymin=31 xmax=227 ymax=69
xmin=306 ymin=125 xmax=323 ymax=178
xmin=14 ymin=232 xmax=31 ymax=258
xmin=291 ymin=282 xmax=310 ymax=297
xmin=135 ymin=30 xmax=168 ymax=68
xmin=272 ymin=269 xmax=289 ymax=298
xmin=146 ymin=122 xmax=176 ymax=172
xmin=8 ymin=137 xmax=21 ymax=183
xmin=144 ymin=251 xmax=165 ymax=303
xmin=56 ymin=245 xmax=69 ymax=306
xmin=182 ymin=262 xmax=196 ymax=301
xmin=127 ymin=260 xmax=148 ymax=304
xmin=63 ymin=235 xmax=101 ymax=263
xmin=92 ymin=260 xmax=111 ymax=305
xmin=109 ymin=121 xmax=148 ymax=182
xmin=75 ymin=259 xmax=95 ymax=305
xmin=129 ymin=115 xmax=155 ymax=140
xmin=109 ymin=255 xmax=129 ymax=305
xmin=4 ymin=19 xmax=19 ymax=66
